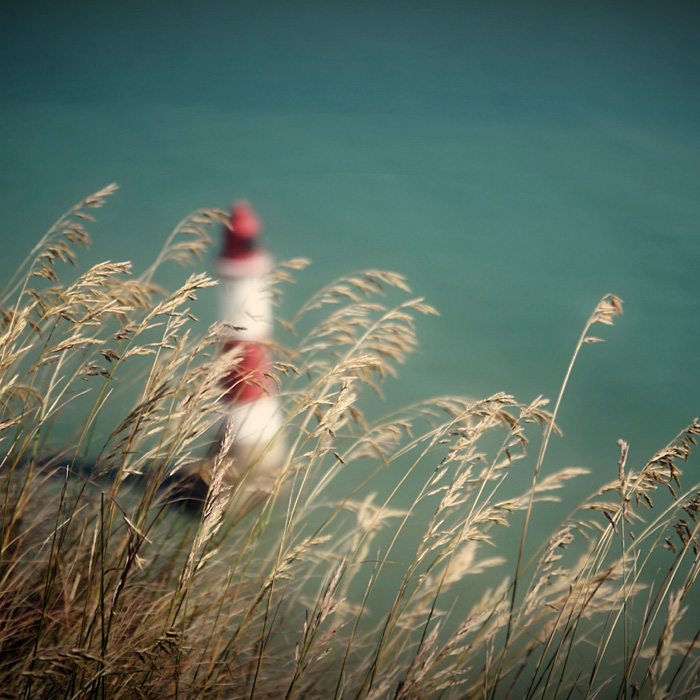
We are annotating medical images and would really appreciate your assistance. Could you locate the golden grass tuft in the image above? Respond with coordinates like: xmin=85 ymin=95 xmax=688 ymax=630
xmin=1 ymin=188 xmax=699 ymax=699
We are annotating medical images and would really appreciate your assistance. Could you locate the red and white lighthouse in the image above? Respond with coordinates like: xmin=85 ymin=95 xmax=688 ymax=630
xmin=214 ymin=201 xmax=285 ymax=503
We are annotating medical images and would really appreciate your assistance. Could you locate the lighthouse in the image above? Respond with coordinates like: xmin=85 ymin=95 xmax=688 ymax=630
xmin=213 ymin=201 xmax=286 ymax=507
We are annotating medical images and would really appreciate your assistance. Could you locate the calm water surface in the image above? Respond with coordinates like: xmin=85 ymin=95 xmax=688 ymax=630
xmin=2 ymin=0 xmax=699 ymax=627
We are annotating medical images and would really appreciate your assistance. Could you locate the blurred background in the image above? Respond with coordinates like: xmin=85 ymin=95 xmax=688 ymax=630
xmin=1 ymin=0 xmax=699 ymax=526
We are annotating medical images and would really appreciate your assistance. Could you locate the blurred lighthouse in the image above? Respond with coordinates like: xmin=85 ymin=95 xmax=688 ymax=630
xmin=213 ymin=201 xmax=285 ymax=505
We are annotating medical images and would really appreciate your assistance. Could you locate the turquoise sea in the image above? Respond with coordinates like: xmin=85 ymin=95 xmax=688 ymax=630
xmin=2 ymin=0 xmax=700 ymax=645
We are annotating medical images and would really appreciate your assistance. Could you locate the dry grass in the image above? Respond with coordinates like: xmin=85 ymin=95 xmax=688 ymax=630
xmin=1 ymin=187 xmax=699 ymax=699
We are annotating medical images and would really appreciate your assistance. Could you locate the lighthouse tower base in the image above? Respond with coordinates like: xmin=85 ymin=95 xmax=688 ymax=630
xmin=211 ymin=395 xmax=287 ymax=509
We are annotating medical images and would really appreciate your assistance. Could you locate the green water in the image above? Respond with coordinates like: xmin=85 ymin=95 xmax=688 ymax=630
xmin=2 ymin=0 xmax=699 ymax=683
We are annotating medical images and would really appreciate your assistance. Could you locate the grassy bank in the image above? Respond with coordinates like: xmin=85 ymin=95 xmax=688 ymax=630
xmin=1 ymin=187 xmax=699 ymax=699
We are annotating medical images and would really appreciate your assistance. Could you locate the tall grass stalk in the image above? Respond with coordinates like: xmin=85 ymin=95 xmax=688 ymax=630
xmin=1 ymin=188 xmax=699 ymax=699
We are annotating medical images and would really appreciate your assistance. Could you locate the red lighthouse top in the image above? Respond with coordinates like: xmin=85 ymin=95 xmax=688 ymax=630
xmin=221 ymin=201 xmax=262 ymax=260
